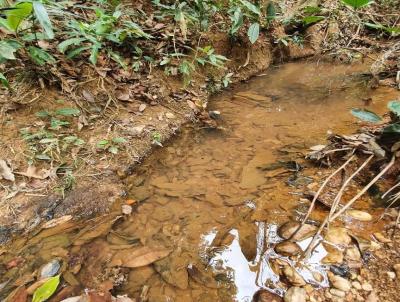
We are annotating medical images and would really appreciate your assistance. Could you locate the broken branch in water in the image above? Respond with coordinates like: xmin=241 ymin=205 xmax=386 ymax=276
xmin=300 ymin=155 xmax=356 ymax=225
xmin=303 ymin=156 xmax=395 ymax=259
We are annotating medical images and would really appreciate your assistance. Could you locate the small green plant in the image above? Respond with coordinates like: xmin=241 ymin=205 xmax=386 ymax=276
xmin=153 ymin=0 xmax=219 ymax=35
xmin=151 ymin=131 xmax=162 ymax=146
xmin=97 ymin=137 xmax=127 ymax=154
xmin=58 ymin=7 xmax=151 ymax=66
xmin=228 ymin=0 xmax=276 ymax=44
xmin=195 ymin=46 xmax=228 ymax=68
xmin=0 ymin=0 xmax=57 ymax=87
xmin=340 ymin=0 xmax=373 ymax=9
xmin=20 ymin=107 xmax=84 ymax=162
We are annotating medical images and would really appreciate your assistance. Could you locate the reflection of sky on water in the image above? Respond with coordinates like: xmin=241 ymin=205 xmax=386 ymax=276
xmin=201 ymin=222 xmax=330 ymax=301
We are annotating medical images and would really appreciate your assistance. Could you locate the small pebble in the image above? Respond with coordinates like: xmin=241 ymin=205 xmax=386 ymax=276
xmin=362 ymin=283 xmax=373 ymax=291
xmin=387 ymin=271 xmax=396 ymax=279
xmin=40 ymin=259 xmax=60 ymax=279
xmin=121 ymin=205 xmax=132 ymax=215
xmin=330 ymin=288 xmax=345 ymax=298
xmin=352 ymin=281 xmax=362 ymax=290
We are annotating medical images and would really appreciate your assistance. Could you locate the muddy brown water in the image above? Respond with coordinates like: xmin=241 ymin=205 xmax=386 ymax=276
xmin=1 ymin=62 xmax=398 ymax=302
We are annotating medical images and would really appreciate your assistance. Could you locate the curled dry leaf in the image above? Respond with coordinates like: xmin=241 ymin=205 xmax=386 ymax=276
xmin=110 ymin=246 xmax=172 ymax=268
xmin=0 ymin=159 xmax=15 ymax=181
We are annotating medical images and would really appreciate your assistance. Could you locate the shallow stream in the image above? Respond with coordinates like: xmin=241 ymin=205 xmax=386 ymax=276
xmin=1 ymin=62 xmax=398 ymax=302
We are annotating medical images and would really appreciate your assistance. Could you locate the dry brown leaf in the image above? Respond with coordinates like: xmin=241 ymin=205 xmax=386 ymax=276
xmin=110 ymin=246 xmax=172 ymax=268
xmin=0 ymin=159 xmax=14 ymax=181
xmin=73 ymin=215 xmax=120 ymax=246
xmin=15 ymin=166 xmax=50 ymax=179
xmin=116 ymin=91 xmax=131 ymax=102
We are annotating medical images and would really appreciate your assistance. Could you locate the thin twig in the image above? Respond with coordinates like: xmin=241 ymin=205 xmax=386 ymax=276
xmin=331 ymin=156 xmax=396 ymax=221
xmin=303 ymin=155 xmax=373 ymax=259
xmin=301 ymin=155 xmax=355 ymax=225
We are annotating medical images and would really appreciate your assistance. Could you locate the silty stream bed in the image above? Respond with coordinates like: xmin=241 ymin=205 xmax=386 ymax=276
xmin=1 ymin=62 xmax=399 ymax=302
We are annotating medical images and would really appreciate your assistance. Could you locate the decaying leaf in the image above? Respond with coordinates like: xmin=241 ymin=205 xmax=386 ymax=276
xmin=73 ymin=215 xmax=121 ymax=246
xmin=15 ymin=166 xmax=50 ymax=179
xmin=109 ymin=246 xmax=172 ymax=268
xmin=187 ymin=263 xmax=220 ymax=288
xmin=0 ymin=159 xmax=15 ymax=181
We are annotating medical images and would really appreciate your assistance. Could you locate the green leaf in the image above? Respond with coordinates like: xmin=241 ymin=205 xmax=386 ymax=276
xmin=247 ymin=22 xmax=260 ymax=44
xmin=50 ymin=118 xmax=70 ymax=130
xmin=230 ymin=7 xmax=243 ymax=35
xmin=240 ymin=0 xmax=261 ymax=15
xmin=112 ymin=137 xmax=127 ymax=144
xmin=32 ymin=275 xmax=60 ymax=302
xmin=66 ymin=46 xmax=90 ymax=59
xmin=341 ymin=0 xmax=373 ymax=9
xmin=350 ymin=108 xmax=382 ymax=123
xmin=388 ymin=101 xmax=400 ymax=116
xmin=33 ymin=1 xmax=54 ymax=39
xmin=28 ymin=46 xmax=56 ymax=66
xmin=55 ymin=108 xmax=80 ymax=116
xmin=383 ymin=123 xmax=400 ymax=133
xmin=303 ymin=16 xmax=325 ymax=25
xmin=108 ymin=145 xmax=118 ymax=154
xmin=266 ymin=2 xmax=276 ymax=22
xmin=303 ymin=6 xmax=322 ymax=14
xmin=58 ymin=38 xmax=86 ymax=53
xmin=108 ymin=50 xmax=126 ymax=69
xmin=97 ymin=139 xmax=109 ymax=148
xmin=89 ymin=43 xmax=101 ymax=65
xmin=0 ymin=72 xmax=10 ymax=88
xmin=0 ymin=41 xmax=18 ymax=60
xmin=36 ymin=110 xmax=51 ymax=117
xmin=2 ymin=2 xmax=33 ymax=32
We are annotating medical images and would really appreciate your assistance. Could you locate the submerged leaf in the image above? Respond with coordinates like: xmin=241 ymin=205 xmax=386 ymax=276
xmin=110 ymin=246 xmax=172 ymax=268
xmin=350 ymin=108 xmax=382 ymax=123
xmin=388 ymin=101 xmax=400 ymax=116
xmin=383 ymin=123 xmax=400 ymax=133
xmin=32 ymin=275 xmax=60 ymax=302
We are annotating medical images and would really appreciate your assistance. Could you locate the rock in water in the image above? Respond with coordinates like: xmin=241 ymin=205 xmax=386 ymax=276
xmin=252 ymin=289 xmax=283 ymax=302
xmin=325 ymin=227 xmax=351 ymax=246
xmin=278 ymin=221 xmax=317 ymax=241
xmin=328 ymin=272 xmax=351 ymax=292
xmin=40 ymin=259 xmax=61 ymax=278
xmin=274 ymin=241 xmax=302 ymax=257
xmin=283 ymin=266 xmax=306 ymax=286
xmin=346 ymin=210 xmax=372 ymax=221
xmin=284 ymin=287 xmax=306 ymax=302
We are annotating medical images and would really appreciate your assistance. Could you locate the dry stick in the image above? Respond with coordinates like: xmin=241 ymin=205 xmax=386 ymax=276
xmin=328 ymin=155 xmax=374 ymax=220
xmin=300 ymin=155 xmax=356 ymax=225
xmin=382 ymin=181 xmax=400 ymax=199
xmin=303 ymin=155 xmax=374 ymax=259
xmin=330 ymin=156 xmax=396 ymax=221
